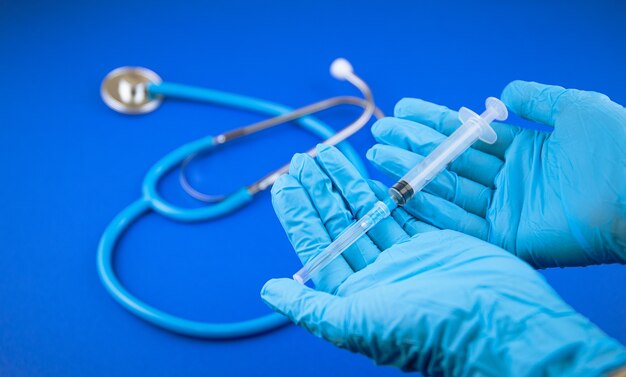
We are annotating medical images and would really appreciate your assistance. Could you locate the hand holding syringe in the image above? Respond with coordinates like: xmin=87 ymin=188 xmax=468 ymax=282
xmin=293 ymin=97 xmax=508 ymax=284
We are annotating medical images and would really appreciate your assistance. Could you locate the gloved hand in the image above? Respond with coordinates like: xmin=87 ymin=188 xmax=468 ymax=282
xmin=366 ymin=81 xmax=626 ymax=268
xmin=261 ymin=144 xmax=626 ymax=376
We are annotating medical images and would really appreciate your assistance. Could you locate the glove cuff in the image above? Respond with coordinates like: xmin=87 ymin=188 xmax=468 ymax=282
xmin=504 ymin=313 xmax=626 ymax=376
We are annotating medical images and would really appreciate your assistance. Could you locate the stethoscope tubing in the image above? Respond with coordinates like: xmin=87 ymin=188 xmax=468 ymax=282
xmin=98 ymin=81 xmax=375 ymax=338
xmin=97 ymin=198 xmax=290 ymax=338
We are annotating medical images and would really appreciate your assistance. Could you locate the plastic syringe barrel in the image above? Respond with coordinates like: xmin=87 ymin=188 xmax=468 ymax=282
xmin=388 ymin=120 xmax=481 ymax=205
xmin=292 ymin=98 xmax=507 ymax=285
xmin=389 ymin=97 xmax=507 ymax=205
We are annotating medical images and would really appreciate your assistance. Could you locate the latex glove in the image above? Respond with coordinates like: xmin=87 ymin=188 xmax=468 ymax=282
xmin=366 ymin=81 xmax=626 ymax=268
xmin=261 ymin=144 xmax=626 ymax=375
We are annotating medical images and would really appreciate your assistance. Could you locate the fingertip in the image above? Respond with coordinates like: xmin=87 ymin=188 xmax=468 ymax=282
xmin=315 ymin=142 xmax=351 ymax=168
xmin=500 ymin=80 xmax=568 ymax=126
xmin=371 ymin=116 xmax=390 ymax=134
xmin=260 ymin=278 xmax=280 ymax=298
xmin=262 ymin=278 xmax=347 ymax=339
xmin=315 ymin=143 xmax=333 ymax=154
xmin=370 ymin=117 xmax=397 ymax=141
xmin=261 ymin=278 xmax=318 ymax=304
xmin=367 ymin=179 xmax=387 ymax=191
xmin=501 ymin=80 xmax=526 ymax=91
xmin=260 ymin=278 xmax=300 ymax=313
xmin=260 ymin=278 xmax=290 ymax=298
xmin=315 ymin=143 xmax=342 ymax=164
xmin=366 ymin=143 xmax=402 ymax=160
xmin=365 ymin=144 xmax=414 ymax=180
xmin=288 ymin=152 xmax=310 ymax=176
xmin=394 ymin=97 xmax=448 ymax=121
xmin=365 ymin=144 xmax=388 ymax=167
xmin=500 ymin=80 xmax=528 ymax=110
xmin=270 ymin=174 xmax=308 ymax=222
xmin=365 ymin=145 xmax=376 ymax=162
xmin=270 ymin=173 xmax=296 ymax=196
xmin=366 ymin=179 xmax=389 ymax=199
xmin=393 ymin=97 xmax=420 ymax=118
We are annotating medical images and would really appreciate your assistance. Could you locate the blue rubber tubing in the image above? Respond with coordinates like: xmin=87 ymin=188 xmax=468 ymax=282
xmin=97 ymin=82 xmax=369 ymax=338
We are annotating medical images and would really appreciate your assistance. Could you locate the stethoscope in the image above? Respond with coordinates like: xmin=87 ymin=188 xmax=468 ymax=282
xmin=97 ymin=58 xmax=382 ymax=338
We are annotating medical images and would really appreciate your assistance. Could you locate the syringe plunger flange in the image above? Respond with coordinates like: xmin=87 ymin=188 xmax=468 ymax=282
xmin=459 ymin=97 xmax=508 ymax=145
xmin=485 ymin=97 xmax=508 ymax=121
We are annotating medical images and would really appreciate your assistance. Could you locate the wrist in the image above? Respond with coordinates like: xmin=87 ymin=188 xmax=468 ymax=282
xmin=488 ymin=312 xmax=626 ymax=376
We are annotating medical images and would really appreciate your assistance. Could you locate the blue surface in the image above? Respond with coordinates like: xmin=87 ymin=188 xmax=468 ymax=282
xmin=1 ymin=0 xmax=625 ymax=376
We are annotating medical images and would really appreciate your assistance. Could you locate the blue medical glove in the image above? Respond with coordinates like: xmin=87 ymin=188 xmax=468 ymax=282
xmin=261 ymin=144 xmax=626 ymax=375
xmin=366 ymin=81 xmax=626 ymax=268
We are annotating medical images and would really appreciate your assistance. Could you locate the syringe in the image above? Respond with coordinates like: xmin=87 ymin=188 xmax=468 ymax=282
xmin=293 ymin=97 xmax=508 ymax=284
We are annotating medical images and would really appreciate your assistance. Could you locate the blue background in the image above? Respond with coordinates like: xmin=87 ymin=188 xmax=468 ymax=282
xmin=1 ymin=0 xmax=625 ymax=376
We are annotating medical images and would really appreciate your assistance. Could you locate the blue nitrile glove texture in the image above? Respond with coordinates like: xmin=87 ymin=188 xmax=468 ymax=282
xmin=261 ymin=144 xmax=626 ymax=376
xmin=366 ymin=81 xmax=626 ymax=268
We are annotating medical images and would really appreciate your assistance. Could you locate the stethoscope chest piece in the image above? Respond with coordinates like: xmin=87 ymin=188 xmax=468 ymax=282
xmin=101 ymin=67 xmax=163 ymax=114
